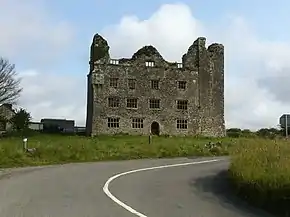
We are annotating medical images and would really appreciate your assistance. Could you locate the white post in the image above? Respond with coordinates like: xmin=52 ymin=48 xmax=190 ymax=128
xmin=286 ymin=115 xmax=288 ymax=138
xmin=149 ymin=130 xmax=152 ymax=144
xmin=23 ymin=138 xmax=28 ymax=150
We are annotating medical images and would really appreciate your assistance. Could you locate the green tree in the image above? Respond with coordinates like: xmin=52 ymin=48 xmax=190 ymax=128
xmin=256 ymin=128 xmax=281 ymax=139
xmin=241 ymin=129 xmax=256 ymax=138
xmin=226 ymin=128 xmax=242 ymax=138
xmin=10 ymin=108 xmax=31 ymax=131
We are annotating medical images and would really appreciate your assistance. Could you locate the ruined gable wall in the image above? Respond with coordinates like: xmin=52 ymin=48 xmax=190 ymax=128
xmin=207 ymin=44 xmax=225 ymax=136
xmin=181 ymin=37 xmax=225 ymax=136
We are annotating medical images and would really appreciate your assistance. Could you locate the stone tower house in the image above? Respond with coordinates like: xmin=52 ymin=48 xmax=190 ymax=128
xmin=86 ymin=33 xmax=225 ymax=137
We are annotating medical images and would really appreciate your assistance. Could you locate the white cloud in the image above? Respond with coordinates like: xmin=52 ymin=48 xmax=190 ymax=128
xmin=0 ymin=1 xmax=85 ymax=125
xmin=103 ymin=4 xmax=206 ymax=62
xmin=0 ymin=0 xmax=74 ymax=64
xmin=18 ymin=70 xmax=87 ymax=126
xmin=101 ymin=3 xmax=290 ymax=130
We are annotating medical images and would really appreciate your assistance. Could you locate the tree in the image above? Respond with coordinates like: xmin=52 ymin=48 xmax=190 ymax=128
xmin=256 ymin=128 xmax=282 ymax=139
xmin=10 ymin=108 xmax=31 ymax=131
xmin=0 ymin=58 xmax=22 ymax=104
xmin=226 ymin=128 xmax=242 ymax=138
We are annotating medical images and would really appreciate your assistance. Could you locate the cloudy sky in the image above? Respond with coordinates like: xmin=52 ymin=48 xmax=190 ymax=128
xmin=1 ymin=0 xmax=290 ymax=130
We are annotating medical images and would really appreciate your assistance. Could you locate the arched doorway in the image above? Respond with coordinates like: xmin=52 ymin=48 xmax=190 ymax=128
xmin=151 ymin=121 xmax=160 ymax=135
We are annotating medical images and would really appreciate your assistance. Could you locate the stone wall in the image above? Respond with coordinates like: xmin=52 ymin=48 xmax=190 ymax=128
xmin=86 ymin=34 xmax=225 ymax=137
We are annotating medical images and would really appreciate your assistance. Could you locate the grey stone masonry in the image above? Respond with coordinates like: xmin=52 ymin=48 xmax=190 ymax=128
xmin=85 ymin=33 xmax=225 ymax=137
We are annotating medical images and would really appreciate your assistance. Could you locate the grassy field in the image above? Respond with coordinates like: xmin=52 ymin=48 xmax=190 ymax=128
xmin=229 ymin=138 xmax=290 ymax=216
xmin=0 ymin=133 xmax=232 ymax=168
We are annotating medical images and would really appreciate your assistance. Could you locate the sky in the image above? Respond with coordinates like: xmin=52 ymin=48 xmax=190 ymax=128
xmin=1 ymin=0 xmax=290 ymax=130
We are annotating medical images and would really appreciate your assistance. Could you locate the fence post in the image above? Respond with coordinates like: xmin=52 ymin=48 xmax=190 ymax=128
xmin=23 ymin=138 xmax=28 ymax=151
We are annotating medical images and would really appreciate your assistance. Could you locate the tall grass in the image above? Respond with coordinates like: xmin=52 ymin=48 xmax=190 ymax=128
xmin=229 ymin=138 xmax=290 ymax=216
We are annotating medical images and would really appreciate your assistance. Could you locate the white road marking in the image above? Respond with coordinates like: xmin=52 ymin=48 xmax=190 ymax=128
xmin=103 ymin=158 xmax=222 ymax=217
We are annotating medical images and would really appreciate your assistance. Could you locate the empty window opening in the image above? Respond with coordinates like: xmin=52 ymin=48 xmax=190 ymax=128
xmin=108 ymin=97 xmax=119 ymax=108
xmin=177 ymin=119 xmax=188 ymax=129
xmin=177 ymin=100 xmax=188 ymax=110
xmin=109 ymin=59 xmax=119 ymax=65
xmin=132 ymin=118 xmax=144 ymax=129
xmin=128 ymin=79 xmax=136 ymax=89
xmin=109 ymin=78 xmax=118 ymax=88
xmin=151 ymin=80 xmax=159 ymax=89
xmin=177 ymin=63 xmax=183 ymax=68
xmin=145 ymin=61 xmax=155 ymax=67
xmin=107 ymin=118 xmax=119 ymax=128
xmin=178 ymin=81 xmax=186 ymax=90
xmin=127 ymin=98 xmax=138 ymax=108
xmin=149 ymin=99 xmax=160 ymax=109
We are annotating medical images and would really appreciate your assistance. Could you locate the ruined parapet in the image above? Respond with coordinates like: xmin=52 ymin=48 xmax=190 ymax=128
xmin=90 ymin=34 xmax=110 ymax=65
xmin=207 ymin=43 xmax=224 ymax=102
xmin=207 ymin=43 xmax=224 ymax=85
xmin=182 ymin=37 xmax=225 ymax=136
xmin=131 ymin=45 xmax=167 ymax=66
xmin=132 ymin=45 xmax=163 ymax=60
xmin=207 ymin=43 xmax=225 ymax=134
xmin=87 ymin=34 xmax=109 ymax=136
xmin=90 ymin=33 xmax=184 ymax=69
xmin=182 ymin=37 xmax=211 ymax=110
xmin=182 ymin=37 xmax=206 ymax=70
xmin=207 ymin=43 xmax=224 ymax=54
xmin=182 ymin=37 xmax=224 ymax=109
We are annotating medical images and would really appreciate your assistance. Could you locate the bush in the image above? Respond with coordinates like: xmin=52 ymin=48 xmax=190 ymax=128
xmin=229 ymin=139 xmax=290 ymax=216
xmin=226 ymin=128 xmax=257 ymax=138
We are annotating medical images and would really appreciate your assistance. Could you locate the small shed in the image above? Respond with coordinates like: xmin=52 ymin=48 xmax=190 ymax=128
xmin=41 ymin=118 xmax=75 ymax=133
xmin=28 ymin=122 xmax=44 ymax=131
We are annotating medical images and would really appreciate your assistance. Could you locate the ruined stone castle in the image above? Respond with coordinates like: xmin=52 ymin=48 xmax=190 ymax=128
xmin=86 ymin=33 xmax=225 ymax=137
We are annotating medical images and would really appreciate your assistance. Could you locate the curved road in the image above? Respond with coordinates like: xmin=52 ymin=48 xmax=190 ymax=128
xmin=0 ymin=157 xmax=273 ymax=217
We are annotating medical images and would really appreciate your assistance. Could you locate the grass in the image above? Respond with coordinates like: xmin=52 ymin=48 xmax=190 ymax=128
xmin=0 ymin=132 xmax=232 ymax=168
xmin=228 ymin=138 xmax=290 ymax=216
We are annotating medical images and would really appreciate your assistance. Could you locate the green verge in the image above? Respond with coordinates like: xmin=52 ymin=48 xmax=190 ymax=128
xmin=228 ymin=138 xmax=290 ymax=216
xmin=0 ymin=133 xmax=232 ymax=168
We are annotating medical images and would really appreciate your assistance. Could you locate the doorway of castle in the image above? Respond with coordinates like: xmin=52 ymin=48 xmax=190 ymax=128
xmin=151 ymin=121 xmax=160 ymax=135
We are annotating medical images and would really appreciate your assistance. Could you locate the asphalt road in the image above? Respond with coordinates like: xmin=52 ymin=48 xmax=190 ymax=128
xmin=0 ymin=157 xmax=274 ymax=217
